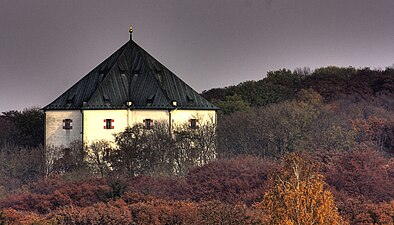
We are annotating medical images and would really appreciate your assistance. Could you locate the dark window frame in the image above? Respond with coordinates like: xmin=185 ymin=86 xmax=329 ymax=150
xmin=63 ymin=119 xmax=73 ymax=130
xmin=189 ymin=119 xmax=198 ymax=129
xmin=144 ymin=119 xmax=153 ymax=130
xmin=104 ymin=119 xmax=114 ymax=129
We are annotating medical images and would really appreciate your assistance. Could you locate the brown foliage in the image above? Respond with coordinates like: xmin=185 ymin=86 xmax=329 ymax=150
xmin=196 ymin=201 xmax=257 ymax=225
xmin=324 ymin=147 xmax=394 ymax=203
xmin=1 ymin=153 xmax=394 ymax=224
xmin=333 ymin=195 xmax=394 ymax=224
xmin=47 ymin=198 xmax=256 ymax=225
xmin=0 ymin=208 xmax=50 ymax=225
xmin=0 ymin=176 xmax=110 ymax=213
xmin=186 ymin=156 xmax=278 ymax=205
xmin=54 ymin=199 xmax=132 ymax=225
xmin=126 ymin=156 xmax=278 ymax=206
xmin=127 ymin=175 xmax=190 ymax=201
xmin=352 ymin=116 xmax=394 ymax=152
xmin=127 ymin=199 xmax=200 ymax=224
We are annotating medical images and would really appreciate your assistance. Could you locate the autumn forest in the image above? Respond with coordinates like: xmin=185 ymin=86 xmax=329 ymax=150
xmin=1 ymin=66 xmax=394 ymax=224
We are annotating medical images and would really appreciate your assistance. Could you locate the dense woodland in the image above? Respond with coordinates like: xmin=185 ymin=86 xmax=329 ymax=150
xmin=0 ymin=66 xmax=393 ymax=224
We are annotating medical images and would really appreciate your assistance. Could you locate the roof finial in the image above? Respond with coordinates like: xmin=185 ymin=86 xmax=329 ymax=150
xmin=129 ymin=25 xmax=133 ymax=40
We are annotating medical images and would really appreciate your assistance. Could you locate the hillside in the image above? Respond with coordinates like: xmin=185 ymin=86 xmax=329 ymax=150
xmin=202 ymin=66 xmax=393 ymax=114
xmin=1 ymin=66 xmax=394 ymax=224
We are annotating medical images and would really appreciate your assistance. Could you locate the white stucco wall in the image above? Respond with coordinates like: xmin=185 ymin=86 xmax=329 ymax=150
xmin=82 ymin=109 xmax=169 ymax=145
xmin=170 ymin=109 xmax=216 ymax=128
xmin=45 ymin=110 xmax=82 ymax=148
xmin=46 ymin=109 xmax=217 ymax=148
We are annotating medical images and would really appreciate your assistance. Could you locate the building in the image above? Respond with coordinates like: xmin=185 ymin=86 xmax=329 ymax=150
xmin=43 ymin=28 xmax=219 ymax=148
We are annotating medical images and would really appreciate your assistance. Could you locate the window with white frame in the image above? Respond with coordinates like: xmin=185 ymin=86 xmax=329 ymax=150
xmin=63 ymin=119 xmax=72 ymax=130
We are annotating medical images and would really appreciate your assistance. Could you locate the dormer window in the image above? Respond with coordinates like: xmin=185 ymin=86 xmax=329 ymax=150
xmin=133 ymin=67 xmax=140 ymax=75
xmin=103 ymin=93 xmax=110 ymax=105
xmin=189 ymin=119 xmax=198 ymax=129
xmin=121 ymin=73 xmax=127 ymax=80
xmin=63 ymin=119 xmax=72 ymax=130
xmin=143 ymin=119 xmax=153 ymax=130
xmin=186 ymin=94 xmax=194 ymax=102
xmin=66 ymin=95 xmax=75 ymax=106
xmin=104 ymin=119 xmax=114 ymax=129
xmin=119 ymin=65 xmax=127 ymax=75
xmin=146 ymin=94 xmax=155 ymax=105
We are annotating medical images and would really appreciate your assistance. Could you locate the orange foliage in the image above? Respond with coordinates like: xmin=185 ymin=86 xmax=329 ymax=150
xmin=53 ymin=199 xmax=132 ymax=224
xmin=0 ymin=208 xmax=52 ymax=225
xmin=263 ymin=153 xmax=345 ymax=225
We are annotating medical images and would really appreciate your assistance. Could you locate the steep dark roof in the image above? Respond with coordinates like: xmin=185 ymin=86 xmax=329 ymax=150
xmin=44 ymin=40 xmax=219 ymax=110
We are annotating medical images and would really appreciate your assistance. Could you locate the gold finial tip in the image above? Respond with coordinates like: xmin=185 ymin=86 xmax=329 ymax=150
xmin=129 ymin=25 xmax=133 ymax=33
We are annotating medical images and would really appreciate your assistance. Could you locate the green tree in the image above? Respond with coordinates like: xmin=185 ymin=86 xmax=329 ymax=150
xmin=213 ymin=94 xmax=250 ymax=114
xmin=0 ymin=107 xmax=44 ymax=148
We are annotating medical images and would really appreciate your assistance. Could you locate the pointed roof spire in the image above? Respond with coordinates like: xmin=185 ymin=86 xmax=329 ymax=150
xmin=129 ymin=25 xmax=133 ymax=40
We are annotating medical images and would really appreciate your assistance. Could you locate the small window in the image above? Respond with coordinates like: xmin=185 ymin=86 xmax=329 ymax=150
xmin=146 ymin=94 xmax=155 ymax=105
xmin=66 ymin=94 xmax=75 ymax=105
xmin=189 ymin=119 xmax=198 ymax=129
xmin=103 ymin=93 xmax=110 ymax=105
xmin=144 ymin=119 xmax=153 ymax=130
xmin=186 ymin=94 xmax=194 ymax=102
xmin=63 ymin=119 xmax=72 ymax=130
xmin=104 ymin=119 xmax=114 ymax=129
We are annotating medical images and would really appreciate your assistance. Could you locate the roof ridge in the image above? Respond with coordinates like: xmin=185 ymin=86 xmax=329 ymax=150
xmin=85 ymin=43 xmax=129 ymax=107
xmin=134 ymin=42 xmax=173 ymax=106
xmin=133 ymin=41 xmax=215 ymax=107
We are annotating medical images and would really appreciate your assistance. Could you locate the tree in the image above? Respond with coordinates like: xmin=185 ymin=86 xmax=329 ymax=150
xmin=217 ymin=100 xmax=322 ymax=157
xmin=112 ymin=123 xmax=174 ymax=176
xmin=352 ymin=116 xmax=394 ymax=152
xmin=186 ymin=156 xmax=278 ymax=205
xmin=0 ymin=144 xmax=45 ymax=189
xmin=263 ymin=152 xmax=344 ymax=225
xmin=324 ymin=147 xmax=394 ymax=203
xmin=213 ymin=94 xmax=250 ymax=115
xmin=86 ymin=140 xmax=112 ymax=178
xmin=173 ymin=120 xmax=217 ymax=174
xmin=52 ymin=141 xmax=90 ymax=176
xmin=0 ymin=107 xmax=44 ymax=148
xmin=112 ymin=121 xmax=217 ymax=176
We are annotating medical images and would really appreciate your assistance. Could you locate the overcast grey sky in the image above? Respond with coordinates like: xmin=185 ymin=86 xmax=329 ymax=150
xmin=1 ymin=0 xmax=394 ymax=112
